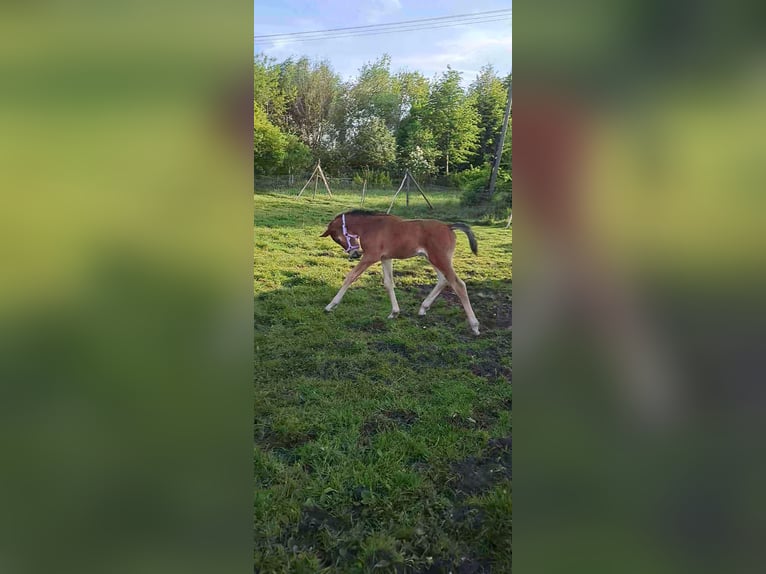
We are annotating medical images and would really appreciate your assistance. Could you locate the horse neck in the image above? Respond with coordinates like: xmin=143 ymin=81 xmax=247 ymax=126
xmin=345 ymin=214 xmax=378 ymax=236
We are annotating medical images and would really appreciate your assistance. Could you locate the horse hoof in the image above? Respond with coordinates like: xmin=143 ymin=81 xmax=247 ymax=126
xmin=387 ymin=312 xmax=399 ymax=319
xmin=325 ymin=304 xmax=335 ymax=312
xmin=418 ymin=308 xmax=428 ymax=316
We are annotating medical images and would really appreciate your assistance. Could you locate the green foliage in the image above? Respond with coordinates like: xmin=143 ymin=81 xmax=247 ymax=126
xmin=353 ymin=168 xmax=391 ymax=187
xmin=347 ymin=54 xmax=402 ymax=131
xmin=254 ymin=106 xmax=314 ymax=175
xmin=346 ymin=117 xmax=396 ymax=171
xmin=397 ymin=70 xmax=430 ymax=118
xmin=253 ymin=53 xmax=509 ymax=189
xmin=453 ymin=165 xmax=491 ymax=206
xmin=254 ymin=106 xmax=287 ymax=175
xmin=425 ymin=68 xmax=480 ymax=174
xmin=451 ymin=165 xmax=511 ymax=213
xmin=468 ymin=65 xmax=510 ymax=166
xmin=254 ymin=55 xmax=285 ymax=117
xmin=397 ymin=117 xmax=438 ymax=178
xmin=276 ymin=57 xmax=343 ymax=152
xmin=403 ymin=144 xmax=439 ymax=178
xmin=282 ymin=135 xmax=313 ymax=174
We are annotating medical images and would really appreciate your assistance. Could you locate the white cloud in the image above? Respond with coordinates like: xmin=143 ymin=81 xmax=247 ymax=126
xmin=396 ymin=27 xmax=512 ymax=83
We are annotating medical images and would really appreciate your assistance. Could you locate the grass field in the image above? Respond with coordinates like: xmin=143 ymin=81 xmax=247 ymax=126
xmin=254 ymin=188 xmax=511 ymax=573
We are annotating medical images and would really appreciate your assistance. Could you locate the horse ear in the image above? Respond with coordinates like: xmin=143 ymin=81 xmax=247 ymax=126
xmin=320 ymin=228 xmax=330 ymax=237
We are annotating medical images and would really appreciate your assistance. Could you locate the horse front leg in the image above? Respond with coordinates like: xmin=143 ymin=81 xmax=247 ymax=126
xmin=325 ymin=257 xmax=376 ymax=312
xmin=381 ymin=259 xmax=400 ymax=318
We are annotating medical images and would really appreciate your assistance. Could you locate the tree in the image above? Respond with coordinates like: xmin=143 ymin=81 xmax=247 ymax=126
xmin=396 ymin=70 xmax=430 ymax=123
xmin=397 ymin=117 xmax=438 ymax=178
xmin=394 ymin=71 xmax=434 ymax=176
xmin=254 ymin=55 xmax=284 ymax=119
xmin=424 ymin=68 xmax=480 ymax=174
xmin=253 ymin=105 xmax=286 ymax=175
xmin=276 ymin=58 xmax=342 ymax=153
xmin=347 ymin=55 xmax=402 ymax=131
xmin=346 ymin=117 xmax=396 ymax=171
xmin=282 ymin=135 xmax=313 ymax=177
xmin=469 ymin=65 xmax=508 ymax=166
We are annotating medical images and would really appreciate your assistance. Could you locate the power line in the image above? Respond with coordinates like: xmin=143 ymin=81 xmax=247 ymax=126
xmin=255 ymin=18 xmax=512 ymax=45
xmin=254 ymin=9 xmax=512 ymax=41
xmin=255 ymin=16 xmax=512 ymax=45
xmin=254 ymin=9 xmax=511 ymax=39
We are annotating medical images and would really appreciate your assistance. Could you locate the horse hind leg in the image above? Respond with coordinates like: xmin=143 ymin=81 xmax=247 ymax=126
xmin=451 ymin=273 xmax=480 ymax=335
xmin=429 ymin=255 xmax=480 ymax=335
xmin=419 ymin=270 xmax=447 ymax=316
xmin=452 ymin=275 xmax=480 ymax=335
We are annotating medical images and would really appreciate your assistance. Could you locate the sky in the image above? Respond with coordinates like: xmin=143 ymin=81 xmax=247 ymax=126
xmin=254 ymin=0 xmax=512 ymax=87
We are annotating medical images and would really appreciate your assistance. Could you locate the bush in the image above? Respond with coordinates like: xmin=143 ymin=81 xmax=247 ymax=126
xmin=454 ymin=165 xmax=491 ymax=206
xmin=452 ymin=165 xmax=511 ymax=212
xmin=374 ymin=171 xmax=391 ymax=187
xmin=354 ymin=169 xmax=391 ymax=187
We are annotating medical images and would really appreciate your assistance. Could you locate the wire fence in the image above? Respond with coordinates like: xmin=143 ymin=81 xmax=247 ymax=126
xmin=254 ymin=173 xmax=459 ymax=196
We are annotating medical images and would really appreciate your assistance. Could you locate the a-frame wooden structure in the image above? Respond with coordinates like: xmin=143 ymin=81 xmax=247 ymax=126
xmin=386 ymin=170 xmax=433 ymax=214
xmin=297 ymin=160 xmax=333 ymax=198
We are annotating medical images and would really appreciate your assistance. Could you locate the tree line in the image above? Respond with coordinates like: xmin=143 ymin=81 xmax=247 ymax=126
xmin=254 ymin=53 xmax=511 ymax=204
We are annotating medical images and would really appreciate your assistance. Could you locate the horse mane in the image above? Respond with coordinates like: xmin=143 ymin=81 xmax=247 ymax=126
xmin=340 ymin=209 xmax=389 ymax=217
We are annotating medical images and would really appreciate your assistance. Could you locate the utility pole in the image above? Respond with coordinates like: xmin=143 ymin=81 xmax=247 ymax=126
xmin=488 ymin=80 xmax=512 ymax=198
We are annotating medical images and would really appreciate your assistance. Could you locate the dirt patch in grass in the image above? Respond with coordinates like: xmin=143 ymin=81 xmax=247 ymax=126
xmin=392 ymin=268 xmax=420 ymax=278
xmin=470 ymin=291 xmax=512 ymax=331
xmin=255 ymin=424 xmax=318 ymax=451
xmin=448 ymin=404 xmax=504 ymax=430
xmin=355 ymin=317 xmax=388 ymax=333
xmin=450 ymin=504 xmax=487 ymax=529
xmin=448 ymin=412 xmax=484 ymax=430
xmin=487 ymin=300 xmax=512 ymax=330
xmin=369 ymin=340 xmax=413 ymax=358
xmin=470 ymin=346 xmax=512 ymax=382
xmin=449 ymin=436 xmax=512 ymax=497
xmin=276 ymin=505 xmax=349 ymax=567
xmin=414 ymin=284 xmax=512 ymax=332
xmin=298 ymin=505 xmax=345 ymax=534
xmin=360 ymin=409 xmax=419 ymax=443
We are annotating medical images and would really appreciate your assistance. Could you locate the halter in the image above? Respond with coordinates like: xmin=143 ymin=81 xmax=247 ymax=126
xmin=341 ymin=213 xmax=361 ymax=253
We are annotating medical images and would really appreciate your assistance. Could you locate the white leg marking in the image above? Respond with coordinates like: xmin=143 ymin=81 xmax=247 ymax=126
xmin=418 ymin=271 xmax=447 ymax=316
xmin=382 ymin=259 xmax=400 ymax=319
xmin=325 ymin=259 xmax=374 ymax=312
xmin=448 ymin=275 xmax=480 ymax=335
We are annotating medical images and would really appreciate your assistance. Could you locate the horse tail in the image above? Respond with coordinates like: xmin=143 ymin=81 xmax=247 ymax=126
xmin=449 ymin=223 xmax=478 ymax=255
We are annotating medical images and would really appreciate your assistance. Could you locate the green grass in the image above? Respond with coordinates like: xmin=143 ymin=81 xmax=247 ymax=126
xmin=254 ymin=188 xmax=511 ymax=573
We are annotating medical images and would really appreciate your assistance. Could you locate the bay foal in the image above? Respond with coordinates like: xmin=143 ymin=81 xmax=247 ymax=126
xmin=320 ymin=210 xmax=481 ymax=335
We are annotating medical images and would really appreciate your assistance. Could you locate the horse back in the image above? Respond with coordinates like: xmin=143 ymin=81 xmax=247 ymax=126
xmin=374 ymin=218 xmax=455 ymax=259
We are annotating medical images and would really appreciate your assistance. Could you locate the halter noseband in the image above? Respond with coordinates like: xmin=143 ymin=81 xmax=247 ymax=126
xmin=341 ymin=213 xmax=361 ymax=253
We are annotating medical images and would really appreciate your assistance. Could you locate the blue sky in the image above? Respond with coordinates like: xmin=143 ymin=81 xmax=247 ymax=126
xmin=254 ymin=1 xmax=512 ymax=86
